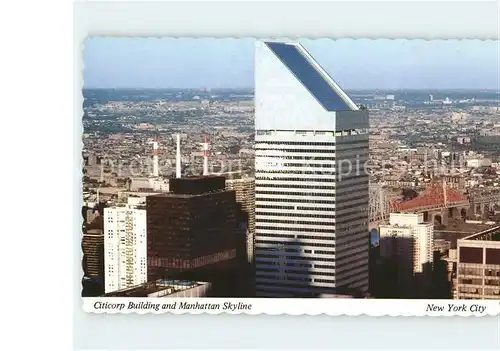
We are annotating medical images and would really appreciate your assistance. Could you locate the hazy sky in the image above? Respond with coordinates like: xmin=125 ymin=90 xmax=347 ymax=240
xmin=83 ymin=38 xmax=499 ymax=90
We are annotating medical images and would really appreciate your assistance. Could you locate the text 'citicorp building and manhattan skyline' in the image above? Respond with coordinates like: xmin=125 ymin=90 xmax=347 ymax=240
xmin=254 ymin=42 xmax=369 ymax=297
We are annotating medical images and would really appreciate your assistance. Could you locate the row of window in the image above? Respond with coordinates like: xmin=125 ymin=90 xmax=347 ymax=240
xmin=256 ymin=197 xmax=336 ymax=204
xmin=257 ymin=155 xmax=337 ymax=161
xmin=256 ymin=226 xmax=335 ymax=233
xmin=255 ymin=208 xmax=364 ymax=219
xmin=272 ymin=262 xmax=311 ymax=268
xmin=255 ymin=239 xmax=335 ymax=247
xmin=256 ymin=176 xmax=336 ymax=182
xmin=256 ymin=269 xmax=336 ymax=277
xmin=255 ymin=145 xmax=368 ymax=151
xmin=256 ymin=194 xmax=367 ymax=204
xmin=335 ymin=262 xmax=369 ymax=281
xmin=257 ymin=275 xmax=312 ymax=282
xmin=255 ymin=169 xmax=338 ymax=175
xmin=256 ymin=149 xmax=336 ymax=154
xmin=335 ymin=251 xmax=369 ymax=267
xmin=256 ymin=255 xmax=335 ymax=262
xmin=255 ymin=246 xmax=336 ymax=255
xmin=256 ymin=141 xmax=358 ymax=146
xmin=256 ymin=233 xmax=338 ymax=241
xmin=256 ymin=206 xmax=366 ymax=216
xmin=256 ymin=179 xmax=368 ymax=189
xmin=255 ymin=130 xmax=368 ymax=136
xmin=255 ymin=190 xmax=367 ymax=198
xmin=256 ymin=183 xmax=336 ymax=190
xmin=255 ymin=190 xmax=335 ymax=197
xmin=256 ymin=204 xmax=334 ymax=211
xmin=281 ymin=162 xmax=338 ymax=168
xmin=458 ymin=268 xmax=500 ymax=277
xmin=256 ymin=218 xmax=335 ymax=226
xmin=255 ymin=219 xmax=362 ymax=230
xmin=255 ymin=276 xmax=338 ymax=286
xmin=255 ymin=167 xmax=369 ymax=174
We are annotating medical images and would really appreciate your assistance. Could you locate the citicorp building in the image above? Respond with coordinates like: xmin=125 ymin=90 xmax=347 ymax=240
xmin=254 ymin=41 xmax=370 ymax=297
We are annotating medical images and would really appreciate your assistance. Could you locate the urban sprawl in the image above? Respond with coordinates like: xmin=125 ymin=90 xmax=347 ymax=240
xmin=82 ymin=41 xmax=500 ymax=300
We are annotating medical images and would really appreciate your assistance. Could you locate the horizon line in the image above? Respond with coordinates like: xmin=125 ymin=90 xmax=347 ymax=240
xmin=82 ymin=87 xmax=500 ymax=92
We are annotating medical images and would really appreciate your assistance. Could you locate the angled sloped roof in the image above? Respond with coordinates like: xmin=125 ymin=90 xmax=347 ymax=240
xmin=264 ymin=41 xmax=358 ymax=112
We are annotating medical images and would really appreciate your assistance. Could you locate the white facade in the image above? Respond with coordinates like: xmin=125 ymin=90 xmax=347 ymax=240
xmin=130 ymin=177 xmax=169 ymax=192
xmin=379 ymin=213 xmax=434 ymax=275
xmin=127 ymin=196 xmax=146 ymax=206
xmin=466 ymin=158 xmax=492 ymax=168
xmin=104 ymin=205 xmax=147 ymax=293
xmin=254 ymin=41 xmax=370 ymax=297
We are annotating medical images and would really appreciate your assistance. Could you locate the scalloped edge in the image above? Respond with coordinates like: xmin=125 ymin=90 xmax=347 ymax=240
xmin=77 ymin=37 xmax=500 ymax=312
xmin=81 ymin=297 xmax=500 ymax=316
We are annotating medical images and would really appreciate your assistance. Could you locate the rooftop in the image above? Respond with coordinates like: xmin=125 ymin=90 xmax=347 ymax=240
xmin=264 ymin=41 xmax=358 ymax=112
xmin=461 ymin=226 xmax=500 ymax=241
xmin=159 ymin=176 xmax=227 ymax=196
xmin=103 ymin=279 xmax=208 ymax=297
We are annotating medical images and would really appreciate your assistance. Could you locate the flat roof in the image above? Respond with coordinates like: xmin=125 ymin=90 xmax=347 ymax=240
xmin=460 ymin=226 xmax=500 ymax=241
xmin=172 ymin=175 xmax=224 ymax=180
xmin=104 ymin=279 xmax=208 ymax=297
xmin=147 ymin=190 xmax=229 ymax=199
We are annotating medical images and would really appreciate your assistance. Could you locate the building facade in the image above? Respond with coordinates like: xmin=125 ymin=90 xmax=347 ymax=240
xmin=82 ymin=228 xmax=105 ymax=296
xmin=226 ymin=176 xmax=256 ymax=296
xmin=379 ymin=213 xmax=434 ymax=297
xmin=254 ymin=41 xmax=370 ymax=297
xmin=225 ymin=176 xmax=256 ymax=264
xmin=104 ymin=279 xmax=211 ymax=298
xmin=104 ymin=204 xmax=147 ymax=293
xmin=146 ymin=176 xmax=244 ymax=296
xmin=82 ymin=229 xmax=105 ymax=280
xmin=456 ymin=227 xmax=500 ymax=299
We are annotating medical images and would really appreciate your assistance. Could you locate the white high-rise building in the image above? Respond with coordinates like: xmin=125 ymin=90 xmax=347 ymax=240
xmin=254 ymin=41 xmax=370 ymax=297
xmin=104 ymin=204 xmax=147 ymax=293
xmin=379 ymin=213 xmax=434 ymax=295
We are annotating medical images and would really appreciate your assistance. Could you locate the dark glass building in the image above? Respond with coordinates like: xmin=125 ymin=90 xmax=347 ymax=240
xmin=146 ymin=176 xmax=246 ymax=296
xmin=82 ymin=228 xmax=105 ymax=296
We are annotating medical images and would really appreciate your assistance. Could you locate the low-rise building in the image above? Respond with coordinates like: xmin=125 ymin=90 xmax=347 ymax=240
xmin=104 ymin=279 xmax=211 ymax=298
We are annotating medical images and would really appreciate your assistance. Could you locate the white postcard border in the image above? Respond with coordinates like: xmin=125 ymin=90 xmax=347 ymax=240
xmin=75 ymin=0 xmax=500 ymax=323
xmin=83 ymin=298 xmax=500 ymax=317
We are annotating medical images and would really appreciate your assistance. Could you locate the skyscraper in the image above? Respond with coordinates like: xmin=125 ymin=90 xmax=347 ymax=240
xmin=254 ymin=41 xmax=370 ymax=297
xmin=104 ymin=203 xmax=147 ymax=293
xmin=146 ymin=176 xmax=245 ymax=296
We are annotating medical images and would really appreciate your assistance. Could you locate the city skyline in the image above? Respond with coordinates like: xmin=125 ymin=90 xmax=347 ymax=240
xmin=82 ymin=38 xmax=500 ymax=301
xmin=83 ymin=38 xmax=499 ymax=90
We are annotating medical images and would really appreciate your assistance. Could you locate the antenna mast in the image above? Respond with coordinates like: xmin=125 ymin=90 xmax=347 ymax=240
xmin=202 ymin=136 xmax=209 ymax=176
xmin=176 ymin=133 xmax=181 ymax=178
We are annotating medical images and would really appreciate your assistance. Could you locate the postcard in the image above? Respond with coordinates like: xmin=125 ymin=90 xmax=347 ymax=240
xmin=80 ymin=37 xmax=500 ymax=316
